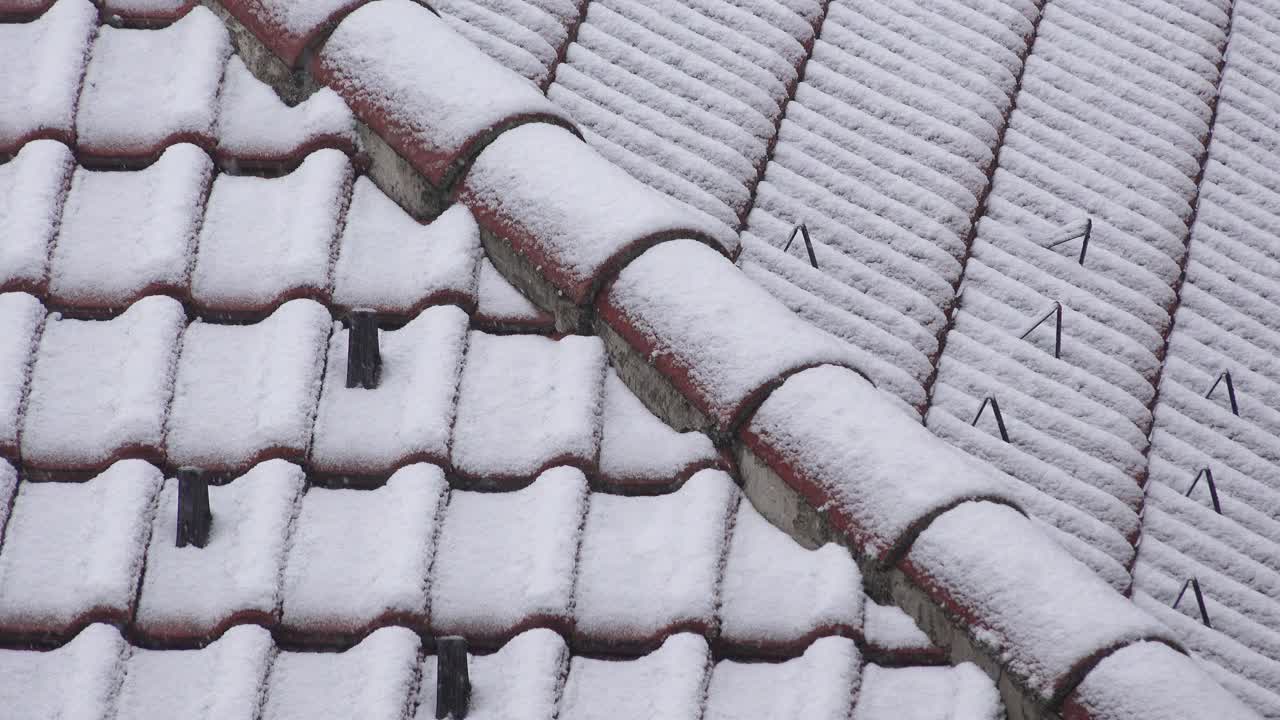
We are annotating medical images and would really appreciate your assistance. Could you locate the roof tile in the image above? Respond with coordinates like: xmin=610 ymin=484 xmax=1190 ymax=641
xmin=262 ymin=625 xmax=421 ymax=720
xmin=473 ymin=256 xmax=554 ymax=332
xmin=75 ymin=6 xmax=230 ymax=160
xmin=215 ymin=56 xmax=358 ymax=169
xmin=21 ymin=295 xmax=185 ymax=473
xmin=0 ymin=460 xmax=162 ymax=641
xmin=853 ymin=662 xmax=1003 ymax=720
xmin=0 ymin=623 xmax=124 ymax=719
xmin=559 ymin=632 xmax=710 ymax=720
xmin=573 ymin=469 xmax=735 ymax=650
xmin=280 ymin=464 xmax=447 ymax=642
xmin=311 ymin=305 xmax=470 ymax=477
xmin=315 ymin=0 xmax=574 ymax=188
xmin=705 ymin=636 xmax=860 ymax=720
xmin=99 ymin=0 xmax=200 ymax=25
xmin=331 ymin=179 xmax=483 ymax=317
xmin=430 ymin=466 xmax=588 ymax=644
xmin=415 ymin=627 xmax=568 ymax=720
xmin=165 ymin=299 xmax=330 ymax=473
xmin=0 ymin=0 xmax=95 ymax=154
xmin=597 ymin=369 xmax=719 ymax=492
xmin=0 ymin=293 xmax=44 ymax=460
xmin=191 ymin=149 xmax=353 ymax=315
xmin=116 ymin=624 xmax=273 ymax=718
xmin=0 ymin=140 xmax=75 ymax=295
xmin=219 ymin=0 xmax=370 ymax=68
xmin=49 ymin=144 xmax=211 ymax=309
xmin=450 ymin=331 xmax=605 ymax=484
xmin=134 ymin=461 xmax=304 ymax=642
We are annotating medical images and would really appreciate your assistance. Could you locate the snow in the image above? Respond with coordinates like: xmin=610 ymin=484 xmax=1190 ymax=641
xmin=165 ymin=299 xmax=330 ymax=471
xmin=1068 ymin=641 xmax=1258 ymax=720
xmin=0 ymin=623 xmax=125 ymax=720
xmin=21 ymin=295 xmax=185 ymax=470
xmin=134 ymin=461 xmax=304 ymax=639
xmin=430 ymin=466 xmax=588 ymax=641
xmin=705 ymin=636 xmax=860 ymax=720
xmin=416 ymin=628 xmax=568 ymax=720
xmin=49 ymin=143 xmax=212 ymax=308
xmin=0 ymin=293 xmax=44 ymax=457
xmin=191 ymin=149 xmax=353 ymax=313
xmin=605 ymin=239 xmax=861 ymax=428
xmin=331 ymin=179 xmax=482 ymax=315
xmin=559 ymin=632 xmax=710 ymax=720
xmin=216 ymin=56 xmax=358 ymax=165
xmin=0 ymin=140 xmax=74 ymax=293
xmin=99 ymin=0 xmax=195 ymax=19
xmin=117 ymin=624 xmax=273 ymax=719
xmin=316 ymin=0 xmax=571 ymax=185
xmin=905 ymin=501 xmax=1172 ymax=699
xmin=719 ymin=499 xmax=863 ymax=651
xmin=0 ymin=461 xmax=14 ymax=548
xmin=852 ymin=663 xmax=1001 ymax=720
xmin=863 ymin=601 xmax=934 ymax=653
xmin=0 ymin=460 xmax=161 ymax=635
xmin=597 ymin=369 xmax=718 ymax=490
xmin=311 ymin=305 xmax=470 ymax=476
xmin=262 ymin=626 xmax=421 ymax=720
xmin=281 ymin=464 xmax=447 ymax=636
xmin=74 ymin=6 xmax=230 ymax=157
xmin=450 ymin=331 xmax=606 ymax=482
xmin=573 ymin=469 xmax=736 ymax=647
xmin=431 ymin=0 xmax=583 ymax=86
xmin=459 ymin=123 xmax=738 ymax=303
xmin=0 ymin=0 xmax=95 ymax=153
xmin=474 ymin=257 xmax=550 ymax=329
xmin=746 ymin=365 xmax=1013 ymax=561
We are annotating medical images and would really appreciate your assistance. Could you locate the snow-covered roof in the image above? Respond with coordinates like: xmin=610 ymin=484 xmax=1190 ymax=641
xmin=0 ymin=0 xmax=1275 ymax=718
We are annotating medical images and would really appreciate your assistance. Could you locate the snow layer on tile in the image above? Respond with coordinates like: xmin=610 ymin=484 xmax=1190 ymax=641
xmin=165 ymin=299 xmax=330 ymax=471
xmin=117 ymin=624 xmax=273 ymax=719
xmin=474 ymin=257 xmax=551 ymax=329
xmin=263 ymin=626 xmax=421 ymax=720
xmin=135 ymin=461 xmax=304 ymax=638
xmin=863 ymin=601 xmax=933 ymax=652
xmin=0 ymin=140 xmax=74 ymax=293
xmin=720 ymin=500 xmax=862 ymax=651
xmin=0 ymin=293 xmax=44 ymax=457
xmin=192 ymin=149 xmax=352 ymax=312
xmin=416 ymin=627 xmax=568 ymax=720
xmin=746 ymin=365 xmax=1013 ymax=561
xmin=1066 ymin=641 xmax=1258 ymax=720
xmin=0 ymin=623 xmax=125 ymax=720
xmin=75 ymin=6 xmax=230 ymax=157
xmin=0 ymin=460 xmax=161 ymax=634
xmin=852 ymin=663 xmax=1001 ymax=720
xmin=559 ymin=632 xmax=710 ymax=720
xmin=433 ymin=0 xmax=583 ymax=86
xmin=49 ymin=144 xmax=211 ymax=308
xmin=451 ymin=331 xmax=605 ymax=481
xmin=216 ymin=56 xmax=357 ymax=165
xmin=0 ymin=461 xmax=14 ymax=549
xmin=316 ymin=0 xmax=572 ymax=185
xmin=222 ymin=0 xmax=368 ymax=67
xmin=597 ymin=369 xmax=718 ymax=489
xmin=605 ymin=240 xmax=861 ymax=428
xmin=100 ymin=0 xmax=196 ymax=21
xmin=573 ymin=469 xmax=735 ymax=647
xmin=21 ymin=296 xmax=184 ymax=469
xmin=332 ymin=180 xmax=481 ymax=315
xmin=905 ymin=501 xmax=1172 ymax=699
xmin=459 ymin=123 xmax=737 ymax=303
xmin=281 ymin=464 xmax=447 ymax=636
xmin=430 ymin=466 xmax=588 ymax=641
xmin=311 ymin=306 xmax=470 ymax=475
xmin=0 ymin=0 xmax=96 ymax=153
xmin=705 ymin=636 xmax=860 ymax=720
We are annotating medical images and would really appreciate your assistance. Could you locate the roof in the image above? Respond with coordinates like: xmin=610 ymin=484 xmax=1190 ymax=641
xmin=0 ymin=0 xmax=1274 ymax=719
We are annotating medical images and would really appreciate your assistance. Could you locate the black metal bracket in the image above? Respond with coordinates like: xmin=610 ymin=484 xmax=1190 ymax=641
xmin=436 ymin=636 xmax=471 ymax=719
xmin=1019 ymin=301 xmax=1063 ymax=359
xmin=176 ymin=467 xmax=212 ymax=548
xmin=1186 ymin=467 xmax=1223 ymax=514
xmin=784 ymin=223 xmax=819 ymax=269
xmin=1204 ymin=371 xmax=1239 ymax=416
xmin=972 ymin=396 xmax=1010 ymax=443
xmin=1173 ymin=577 xmax=1212 ymax=628
xmin=1042 ymin=218 xmax=1091 ymax=266
xmin=346 ymin=310 xmax=382 ymax=390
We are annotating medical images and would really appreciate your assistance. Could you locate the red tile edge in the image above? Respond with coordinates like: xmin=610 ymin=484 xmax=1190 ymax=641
xmin=217 ymin=0 xmax=369 ymax=69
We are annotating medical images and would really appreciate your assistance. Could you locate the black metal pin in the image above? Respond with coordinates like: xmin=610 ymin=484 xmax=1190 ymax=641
xmin=346 ymin=310 xmax=382 ymax=390
xmin=436 ymin=636 xmax=471 ymax=719
xmin=972 ymin=396 xmax=1010 ymax=443
xmin=1186 ymin=468 xmax=1223 ymax=514
xmin=1019 ymin=301 xmax=1063 ymax=359
xmin=176 ymin=467 xmax=212 ymax=548
xmin=784 ymin=223 xmax=819 ymax=270
xmin=1173 ymin=577 xmax=1212 ymax=628
xmin=1042 ymin=218 xmax=1092 ymax=266
xmin=1204 ymin=371 xmax=1239 ymax=416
